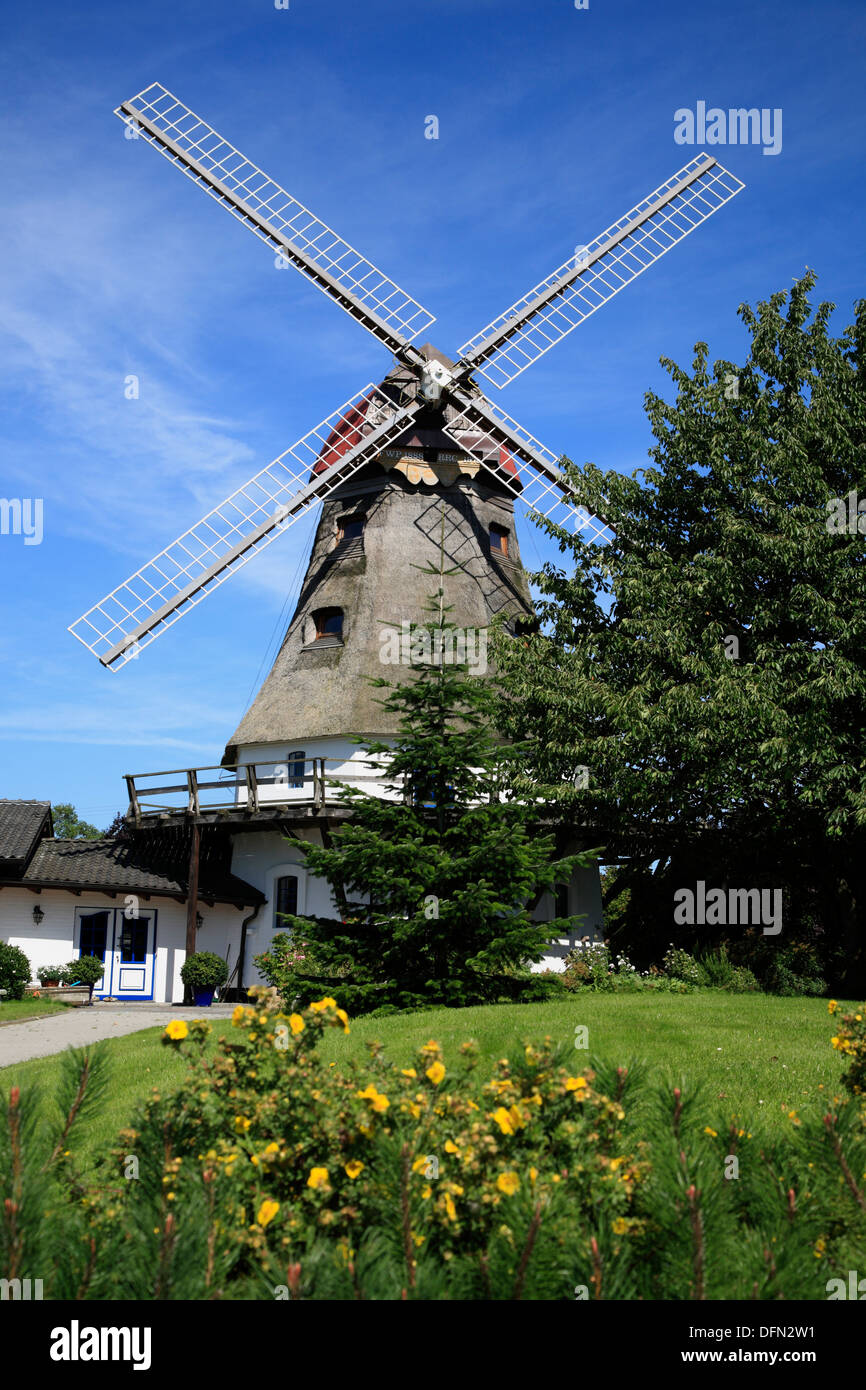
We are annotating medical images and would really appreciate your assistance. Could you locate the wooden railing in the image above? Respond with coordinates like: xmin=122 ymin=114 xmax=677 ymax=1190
xmin=123 ymin=758 xmax=393 ymax=824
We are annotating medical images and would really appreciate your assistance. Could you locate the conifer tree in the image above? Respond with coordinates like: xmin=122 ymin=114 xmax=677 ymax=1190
xmin=274 ymin=519 xmax=597 ymax=1011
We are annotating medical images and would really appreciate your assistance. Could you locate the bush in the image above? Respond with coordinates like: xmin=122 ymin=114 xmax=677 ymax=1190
xmin=830 ymin=999 xmax=866 ymax=1097
xmin=66 ymin=955 xmax=109 ymax=1002
xmin=0 ymin=943 xmax=32 ymax=1000
xmin=662 ymin=946 xmax=707 ymax=987
xmin=3 ymin=992 xmax=865 ymax=1299
xmin=727 ymin=930 xmax=828 ymax=996
xmin=180 ymin=951 xmax=229 ymax=992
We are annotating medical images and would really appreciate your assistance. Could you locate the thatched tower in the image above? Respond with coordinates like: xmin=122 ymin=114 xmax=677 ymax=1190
xmin=224 ymin=347 xmax=532 ymax=761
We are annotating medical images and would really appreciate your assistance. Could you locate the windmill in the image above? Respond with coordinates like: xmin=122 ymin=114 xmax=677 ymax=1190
xmin=65 ymin=85 xmax=744 ymax=988
xmin=69 ymin=83 xmax=744 ymax=680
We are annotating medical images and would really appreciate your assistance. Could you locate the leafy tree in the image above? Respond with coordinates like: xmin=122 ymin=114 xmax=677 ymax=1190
xmin=268 ymin=543 xmax=596 ymax=1012
xmin=494 ymin=273 xmax=866 ymax=989
xmin=52 ymin=804 xmax=103 ymax=840
xmin=0 ymin=943 xmax=32 ymax=1000
xmin=103 ymin=812 xmax=129 ymax=839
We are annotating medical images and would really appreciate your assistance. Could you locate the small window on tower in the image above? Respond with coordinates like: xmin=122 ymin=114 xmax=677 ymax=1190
xmin=312 ymin=607 xmax=344 ymax=641
xmin=489 ymin=523 xmax=509 ymax=556
xmin=337 ymin=514 xmax=365 ymax=542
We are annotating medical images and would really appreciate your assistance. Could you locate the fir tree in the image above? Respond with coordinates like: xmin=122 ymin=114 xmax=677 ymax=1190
xmin=276 ymin=518 xmax=597 ymax=1011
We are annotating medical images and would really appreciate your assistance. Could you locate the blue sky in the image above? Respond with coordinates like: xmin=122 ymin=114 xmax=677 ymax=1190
xmin=1 ymin=0 xmax=864 ymax=825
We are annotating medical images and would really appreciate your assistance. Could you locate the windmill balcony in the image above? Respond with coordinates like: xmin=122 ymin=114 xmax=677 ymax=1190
xmin=122 ymin=758 xmax=508 ymax=827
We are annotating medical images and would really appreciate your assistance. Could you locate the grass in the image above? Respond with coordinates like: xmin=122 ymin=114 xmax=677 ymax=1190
xmin=0 ymin=991 xmax=852 ymax=1175
xmin=0 ymin=998 xmax=73 ymax=1023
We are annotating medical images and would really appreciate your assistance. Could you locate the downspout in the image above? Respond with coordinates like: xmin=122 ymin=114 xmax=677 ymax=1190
xmin=234 ymin=899 xmax=263 ymax=1002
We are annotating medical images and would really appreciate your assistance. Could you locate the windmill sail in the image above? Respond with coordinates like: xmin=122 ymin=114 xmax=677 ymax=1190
xmin=458 ymin=155 xmax=744 ymax=389
xmin=68 ymin=385 xmax=421 ymax=670
xmin=446 ymin=388 xmax=613 ymax=542
xmin=117 ymin=83 xmax=436 ymax=356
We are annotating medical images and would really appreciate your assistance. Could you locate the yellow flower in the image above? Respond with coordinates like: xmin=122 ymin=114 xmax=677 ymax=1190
xmin=288 ymin=1013 xmax=305 ymax=1035
xmin=444 ymin=1193 xmax=457 ymax=1221
xmin=234 ymin=1115 xmax=252 ymax=1131
xmin=612 ymin=1218 xmax=629 ymax=1235
xmin=704 ymin=1127 xmax=718 ymax=1137
xmin=401 ymin=1068 xmax=417 ymax=1078
xmin=529 ymin=1166 xmax=539 ymax=1184
xmin=231 ymin=1005 xmax=247 ymax=1025
xmin=496 ymin=1171 xmax=519 ymax=1196
xmin=444 ymin=1140 xmax=459 ymax=1154
xmin=257 ymin=1199 xmax=280 ymax=1227
xmin=421 ymin=1185 xmax=432 ymax=1200
xmin=492 ymin=1106 xmax=514 ymax=1135
xmin=345 ymin=1160 xmax=364 ymax=1180
xmin=164 ymin=1020 xmax=188 ymax=1041
xmin=412 ymin=1156 xmax=430 ymax=1174
xmin=307 ymin=1167 xmax=330 ymax=1190
xmin=565 ymin=1076 xmax=587 ymax=1091
xmin=264 ymin=1142 xmax=280 ymax=1156
xmin=310 ymin=996 xmax=338 ymax=1012
xmin=356 ymin=1083 xmax=389 ymax=1112
xmin=828 ymin=1000 xmax=838 ymax=1014
xmin=335 ymin=1008 xmax=350 ymax=1033
xmin=426 ymin=1061 xmax=446 ymax=1086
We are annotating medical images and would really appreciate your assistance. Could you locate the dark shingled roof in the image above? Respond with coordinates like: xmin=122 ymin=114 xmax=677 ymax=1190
xmin=5 ymin=829 xmax=262 ymax=907
xmin=0 ymin=800 xmax=52 ymax=869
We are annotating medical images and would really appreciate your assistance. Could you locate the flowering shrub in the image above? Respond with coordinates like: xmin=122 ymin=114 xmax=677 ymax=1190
xmin=662 ymin=946 xmax=706 ymax=987
xmin=2 ymin=995 xmax=865 ymax=1299
xmin=829 ymin=999 xmax=866 ymax=1097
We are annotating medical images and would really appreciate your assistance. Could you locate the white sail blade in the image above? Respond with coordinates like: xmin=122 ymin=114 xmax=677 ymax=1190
xmin=458 ymin=155 xmax=744 ymax=389
xmin=69 ymin=386 xmax=420 ymax=670
xmin=445 ymin=388 xmax=613 ymax=543
xmin=117 ymin=83 xmax=435 ymax=356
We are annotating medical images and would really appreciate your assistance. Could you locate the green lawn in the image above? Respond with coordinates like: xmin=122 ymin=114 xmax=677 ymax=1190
xmin=0 ymin=992 xmax=852 ymax=1174
xmin=0 ymin=998 xmax=74 ymax=1023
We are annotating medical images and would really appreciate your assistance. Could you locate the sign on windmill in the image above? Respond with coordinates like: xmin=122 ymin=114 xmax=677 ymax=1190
xmin=69 ymin=82 xmax=744 ymax=671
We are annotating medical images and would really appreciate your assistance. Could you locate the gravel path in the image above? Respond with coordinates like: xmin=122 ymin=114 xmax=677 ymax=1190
xmin=0 ymin=1004 xmax=236 ymax=1068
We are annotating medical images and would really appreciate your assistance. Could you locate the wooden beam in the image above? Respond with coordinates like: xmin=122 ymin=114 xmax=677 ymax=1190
xmin=184 ymin=820 xmax=201 ymax=1002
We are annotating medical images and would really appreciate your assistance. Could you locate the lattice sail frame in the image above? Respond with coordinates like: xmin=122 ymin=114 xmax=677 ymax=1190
xmin=458 ymin=155 xmax=744 ymax=389
xmin=68 ymin=386 xmax=419 ymax=670
xmin=117 ymin=83 xmax=435 ymax=354
xmin=444 ymin=392 xmax=613 ymax=544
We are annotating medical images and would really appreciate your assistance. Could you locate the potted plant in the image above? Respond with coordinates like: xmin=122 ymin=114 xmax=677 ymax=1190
xmin=65 ymin=955 xmax=108 ymax=1004
xmin=180 ymin=951 xmax=229 ymax=1007
xmin=37 ymin=964 xmax=67 ymax=987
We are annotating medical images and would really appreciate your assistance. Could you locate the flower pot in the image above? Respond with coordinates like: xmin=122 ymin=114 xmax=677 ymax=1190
xmin=193 ymin=987 xmax=215 ymax=1007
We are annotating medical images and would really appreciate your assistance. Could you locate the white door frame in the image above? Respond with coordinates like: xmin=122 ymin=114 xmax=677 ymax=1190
xmin=73 ymin=906 xmax=158 ymax=1000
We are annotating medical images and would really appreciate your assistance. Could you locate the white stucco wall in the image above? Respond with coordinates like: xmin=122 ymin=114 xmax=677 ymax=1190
xmin=0 ymin=886 xmax=247 ymax=1003
xmin=531 ymin=863 xmax=605 ymax=972
xmin=229 ymin=827 xmax=339 ymax=987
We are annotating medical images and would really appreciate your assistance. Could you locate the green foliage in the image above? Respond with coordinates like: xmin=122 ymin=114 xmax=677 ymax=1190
xmin=66 ymin=955 xmax=109 ymax=1002
xmin=494 ymin=273 xmax=866 ymax=990
xmin=0 ymin=943 xmax=32 ymax=1000
xmin=259 ymin=543 xmax=596 ymax=1013
xmin=3 ymin=993 xmax=865 ymax=1300
xmin=662 ymin=946 xmax=706 ymax=987
xmin=179 ymin=951 xmax=229 ymax=991
xmin=51 ymin=804 xmax=103 ymax=840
